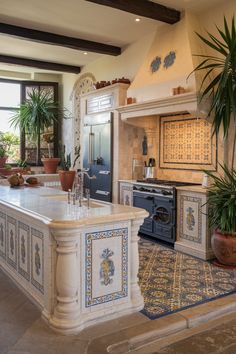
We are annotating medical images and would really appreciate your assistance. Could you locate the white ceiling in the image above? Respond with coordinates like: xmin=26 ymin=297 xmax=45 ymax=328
xmin=0 ymin=0 xmax=226 ymax=74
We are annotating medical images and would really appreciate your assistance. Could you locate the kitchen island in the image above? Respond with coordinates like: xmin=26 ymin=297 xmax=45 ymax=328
xmin=0 ymin=186 xmax=147 ymax=334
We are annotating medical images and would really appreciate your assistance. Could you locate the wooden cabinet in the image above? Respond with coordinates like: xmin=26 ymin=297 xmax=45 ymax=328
xmin=119 ymin=181 xmax=133 ymax=206
xmin=175 ymin=187 xmax=213 ymax=260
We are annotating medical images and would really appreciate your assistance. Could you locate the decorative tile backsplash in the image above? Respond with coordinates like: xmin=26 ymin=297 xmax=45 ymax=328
xmin=160 ymin=116 xmax=217 ymax=170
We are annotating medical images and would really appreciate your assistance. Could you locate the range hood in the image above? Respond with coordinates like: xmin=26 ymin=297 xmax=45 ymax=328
xmin=117 ymin=12 xmax=210 ymax=121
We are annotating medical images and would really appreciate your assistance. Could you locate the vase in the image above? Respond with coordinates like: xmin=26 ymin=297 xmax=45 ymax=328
xmin=41 ymin=158 xmax=60 ymax=174
xmin=211 ymin=229 xmax=236 ymax=265
xmin=59 ymin=170 xmax=76 ymax=191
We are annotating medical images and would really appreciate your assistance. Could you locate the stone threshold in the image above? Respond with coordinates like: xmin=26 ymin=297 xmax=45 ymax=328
xmin=86 ymin=293 xmax=236 ymax=354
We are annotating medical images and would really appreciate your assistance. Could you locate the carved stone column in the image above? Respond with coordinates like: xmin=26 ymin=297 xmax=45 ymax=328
xmin=130 ymin=218 xmax=145 ymax=310
xmin=49 ymin=229 xmax=80 ymax=334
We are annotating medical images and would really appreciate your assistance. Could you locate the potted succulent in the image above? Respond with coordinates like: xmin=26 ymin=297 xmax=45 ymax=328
xmin=10 ymin=88 xmax=60 ymax=172
xmin=59 ymin=145 xmax=80 ymax=191
xmin=190 ymin=17 xmax=236 ymax=264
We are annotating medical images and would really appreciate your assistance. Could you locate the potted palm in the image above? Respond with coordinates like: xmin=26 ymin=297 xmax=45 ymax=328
xmin=59 ymin=145 xmax=80 ymax=191
xmin=190 ymin=17 xmax=236 ymax=264
xmin=10 ymin=88 xmax=60 ymax=173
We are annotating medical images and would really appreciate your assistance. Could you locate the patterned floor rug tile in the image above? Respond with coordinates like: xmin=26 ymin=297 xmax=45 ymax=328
xmin=138 ymin=238 xmax=236 ymax=319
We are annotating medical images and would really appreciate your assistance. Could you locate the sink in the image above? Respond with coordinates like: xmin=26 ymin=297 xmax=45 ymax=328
xmin=43 ymin=194 xmax=104 ymax=208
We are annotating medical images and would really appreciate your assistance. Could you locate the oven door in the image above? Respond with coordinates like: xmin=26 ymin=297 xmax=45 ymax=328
xmin=133 ymin=192 xmax=154 ymax=233
xmin=153 ymin=196 xmax=175 ymax=243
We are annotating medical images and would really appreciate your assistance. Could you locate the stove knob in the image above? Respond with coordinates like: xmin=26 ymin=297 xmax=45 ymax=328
xmin=161 ymin=190 xmax=172 ymax=195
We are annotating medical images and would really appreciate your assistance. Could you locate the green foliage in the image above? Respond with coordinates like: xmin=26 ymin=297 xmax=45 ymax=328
xmin=205 ymin=165 xmax=236 ymax=233
xmin=17 ymin=159 xmax=28 ymax=168
xmin=10 ymin=88 xmax=58 ymax=140
xmin=60 ymin=144 xmax=80 ymax=171
xmin=60 ymin=145 xmax=71 ymax=171
xmin=189 ymin=17 xmax=236 ymax=168
xmin=0 ymin=131 xmax=20 ymax=158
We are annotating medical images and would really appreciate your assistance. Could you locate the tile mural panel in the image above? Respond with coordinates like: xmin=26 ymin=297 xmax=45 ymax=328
xmin=18 ymin=222 xmax=30 ymax=281
xmin=180 ymin=195 xmax=202 ymax=243
xmin=31 ymin=228 xmax=44 ymax=294
xmin=7 ymin=216 xmax=17 ymax=270
xmin=160 ymin=116 xmax=217 ymax=170
xmin=0 ymin=211 xmax=6 ymax=259
xmin=85 ymin=228 xmax=128 ymax=307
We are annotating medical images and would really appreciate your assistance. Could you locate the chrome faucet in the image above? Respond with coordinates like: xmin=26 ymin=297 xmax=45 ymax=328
xmin=77 ymin=170 xmax=96 ymax=207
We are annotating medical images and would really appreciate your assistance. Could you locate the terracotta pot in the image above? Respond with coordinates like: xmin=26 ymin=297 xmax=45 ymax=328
xmin=59 ymin=170 xmax=76 ymax=191
xmin=211 ymin=229 xmax=236 ymax=265
xmin=41 ymin=158 xmax=60 ymax=174
xmin=0 ymin=156 xmax=8 ymax=168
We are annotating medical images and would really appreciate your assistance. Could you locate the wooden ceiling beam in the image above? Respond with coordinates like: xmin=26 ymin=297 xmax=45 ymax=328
xmin=0 ymin=22 xmax=121 ymax=56
xmin=0 ymin=55 xmax=81 ymax=74
xmin=86 ymin=0 xmax=181 ymax=24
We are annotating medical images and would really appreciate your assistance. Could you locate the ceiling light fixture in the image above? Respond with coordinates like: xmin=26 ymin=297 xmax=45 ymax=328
xmin=135 ymin=18 xmax=140 ymax=22
xmin=83 ymin=52 xmax=88 ymax=55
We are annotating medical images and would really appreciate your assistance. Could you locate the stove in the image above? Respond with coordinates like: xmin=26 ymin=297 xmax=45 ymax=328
xmin=136 ymin=179 xmax=197 ymax=187
xmin=133 ymin=179 xmax=198 ymax=244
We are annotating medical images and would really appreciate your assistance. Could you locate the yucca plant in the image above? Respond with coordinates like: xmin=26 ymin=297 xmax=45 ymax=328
xmin=10 ymin=88 xmax=58 ymax=164
xmin=190 ymin=18 xmax=236 ymax=258
xmin=205 ymin=164 xmax=236 ymax=233
xmin=189 ymin=17 xmax=236 ymax=169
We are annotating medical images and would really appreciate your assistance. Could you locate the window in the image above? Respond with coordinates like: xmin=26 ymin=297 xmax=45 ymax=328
xmin=0 ymin=80 xmax=21 ymax=163
xmin=0 ymin=79 xmax=58 ymax=165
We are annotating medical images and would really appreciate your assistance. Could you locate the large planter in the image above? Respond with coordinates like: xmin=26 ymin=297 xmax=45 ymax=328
xmin=59 ymin=170 xmax=76 ymax=191
xmin=0 ymin=156 xmax=8 ymax=168
xmin=41 ymin=158 xmax=60 ymax=174
xmin=211 ymin=229 xmax=236 ymax=265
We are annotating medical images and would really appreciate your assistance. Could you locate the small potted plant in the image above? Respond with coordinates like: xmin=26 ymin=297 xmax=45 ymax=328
xmin=41 ymin=131 xmax=60 ymax=174
xmin=58 ymin=145 xmax=80 ymax=191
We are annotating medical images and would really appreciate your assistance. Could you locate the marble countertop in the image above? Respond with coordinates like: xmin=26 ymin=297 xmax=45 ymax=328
xmin=0 ymin=186 xmax=147 ymax=227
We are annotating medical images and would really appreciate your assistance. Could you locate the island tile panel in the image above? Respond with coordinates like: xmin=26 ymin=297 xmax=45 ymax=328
xmin=31 ymin=228 xmax=44 ymax=294
xmin=0 ymin=211 xmax=6 ymax=259
xmin=6 ymin=216 xmax=17 ymax=270
xmin=85 ymin=227 xmax=128 ymax=307
xmin=18 ymin=222 xmax=30 ymax=281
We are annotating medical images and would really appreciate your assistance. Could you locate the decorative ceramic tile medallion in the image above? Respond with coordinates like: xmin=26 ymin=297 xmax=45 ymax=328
xmin=180 ymin=195 xmax=202 ymax=243
xmin=31 ymin=228 xmax=44 ymax=294
xmin=150 ymin=56 xmax=161 ymax=73
xmin=7 ymin=216 xmax=17 ymax=269
xmin=85 ymin=228 xmax=128 ymax=307
xmin=160 ymin=116 xmax=216 ymax=170
xmin=163 ymin=51 xmax=176 ymax=69
xmin=18 ymin=222 xmax=30 ymax=281
xmin=0 ymin=211 xmax=6 ymax=259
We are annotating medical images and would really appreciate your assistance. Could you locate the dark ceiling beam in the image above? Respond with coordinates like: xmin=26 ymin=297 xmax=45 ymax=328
xmin=0 ymin=55 xmax=81 ymax=74
xmin=86 ymin=0 xmax=181 ymax=24
xmin=0 ymin=22 xmax=121 ymax=56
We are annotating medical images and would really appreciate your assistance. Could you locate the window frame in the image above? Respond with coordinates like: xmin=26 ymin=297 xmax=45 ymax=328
xmin=0 ymin=78 xmax=59 ymax=166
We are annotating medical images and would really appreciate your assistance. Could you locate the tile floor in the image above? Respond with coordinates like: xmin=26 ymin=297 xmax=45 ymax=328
xmin=1 ymin=268 xmax=236 ymax=354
